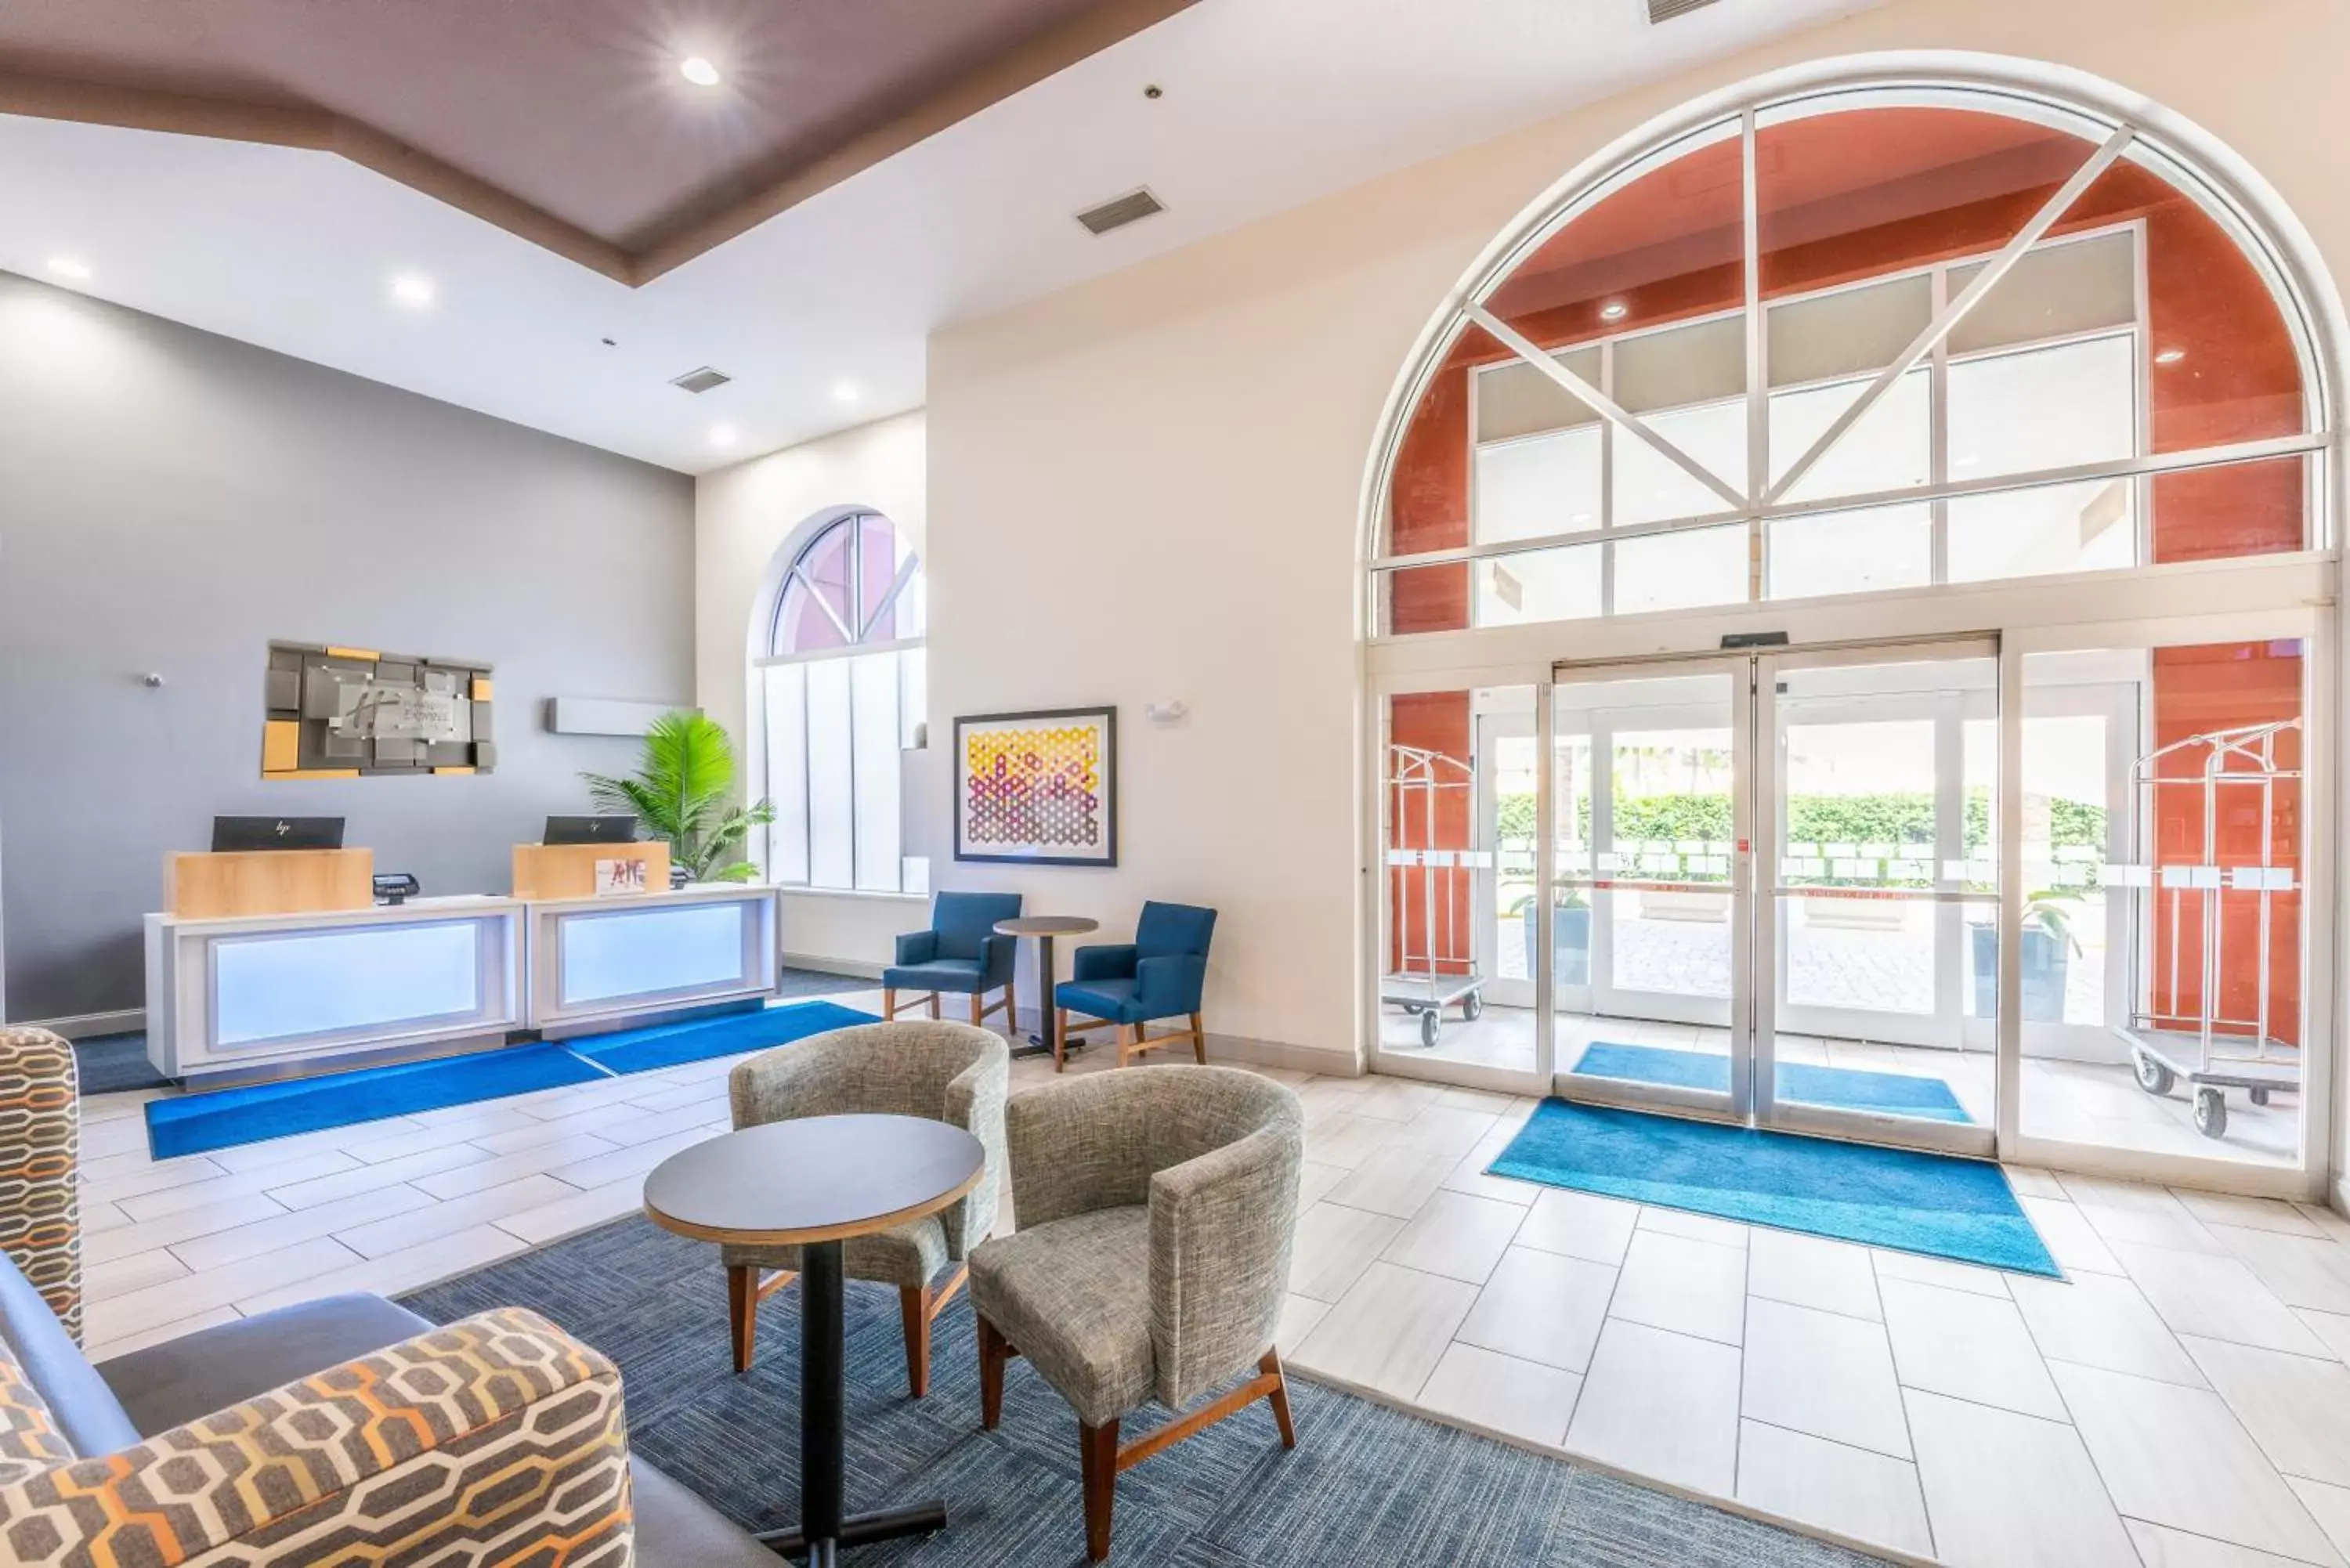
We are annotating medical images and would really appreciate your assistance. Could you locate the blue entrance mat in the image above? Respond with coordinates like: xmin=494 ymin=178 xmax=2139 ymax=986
xmin=1573 ymin=1042 xmax=1974 ymax=1123
xmin=567 ymin=999 xmax=877 ymax=1075
xmin=1489 ymin=1097 xmax=2057 ymax=1277
xmin=145 ymin=999 xmax=878 ymax=1159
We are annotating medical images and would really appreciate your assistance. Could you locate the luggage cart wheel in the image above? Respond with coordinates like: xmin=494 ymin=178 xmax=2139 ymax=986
xmin=1419 ymin=1010 xmax=1441 ymax=1049
xmin=2251 ymin=1086 xmax=2272 ymax=1107
xmin=1462 ymin=992 xmax=1484 ymax=1022
xmin=2132 ymin=1050 xmax=2175 ymax=1097
xmin=2193 ymin=1086 xmax=2228 ymax=1140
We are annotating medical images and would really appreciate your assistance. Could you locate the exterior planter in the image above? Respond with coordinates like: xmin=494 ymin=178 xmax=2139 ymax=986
xmin=1969 ymin=923 xmax=2070 ymax=1022
xmin=1640 ymin=888 xmax=1731 ymax=923
xmin=1800 ymin=894 xmax=1911 ymax=931
xmin=1520 ymin=901 xmax=1590 ymax=987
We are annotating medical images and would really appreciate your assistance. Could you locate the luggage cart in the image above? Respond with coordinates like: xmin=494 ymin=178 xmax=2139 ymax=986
xmin=2115 ymin=718 xmax=2302 ymax=1140
xmin=1379 ymin=743 xmax=1489 ymax=1048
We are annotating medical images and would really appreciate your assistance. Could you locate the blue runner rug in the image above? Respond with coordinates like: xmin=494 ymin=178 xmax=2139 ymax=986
xmin=145 ymin=999 xmax=878 ymax=1158
xmin=1573 ymin=1042 xmax=1974 ymax=1123
xmin=1490 ymin=1097 xmax=2056 ymax=1276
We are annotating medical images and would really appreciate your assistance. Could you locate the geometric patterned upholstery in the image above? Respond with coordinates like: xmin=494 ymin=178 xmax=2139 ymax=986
xmin=0 ymin=1031 xmax=78 ymax=1346
xmin=0 ymin=1306 xmax=634 ymax=1566
xmin=0 ymin=1346 xmax=71 ymax=1487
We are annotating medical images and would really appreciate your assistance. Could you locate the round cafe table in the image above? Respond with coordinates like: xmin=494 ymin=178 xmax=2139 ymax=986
xmin=644 ymin=1115 xmax=985 ymax=1566
xmin=993 ymin=915 xmax=1099 ymax=1066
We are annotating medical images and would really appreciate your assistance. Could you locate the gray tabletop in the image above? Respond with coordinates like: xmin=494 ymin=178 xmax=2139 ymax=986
xmin=994 ymin=916 xmax=1100 ymax=937
xmin=642 ymin=1115 xmax=984 ymax=1247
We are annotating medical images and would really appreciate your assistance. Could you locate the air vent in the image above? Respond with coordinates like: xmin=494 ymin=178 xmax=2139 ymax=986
xmin=670 ymin=366 xmax=732 ymax=394
xmin=1647 ymin=0 xmax=1723 ymax=20
xmin=1076 ymin=188 xmax=1165 ymax=237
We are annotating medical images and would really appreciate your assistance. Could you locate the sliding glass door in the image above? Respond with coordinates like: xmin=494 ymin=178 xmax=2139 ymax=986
xmin=1549 ymin=640 xmax=1999 ymax=1158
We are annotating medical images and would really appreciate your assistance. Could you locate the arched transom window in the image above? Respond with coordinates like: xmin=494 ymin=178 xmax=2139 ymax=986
xmin=757 ymin=510 xmax=927 ymax=893
xmin=1372 ymin=81 xmax=2326 ymax=634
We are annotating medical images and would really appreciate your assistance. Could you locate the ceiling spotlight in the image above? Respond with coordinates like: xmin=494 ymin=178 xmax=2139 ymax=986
xmin=1599 ymin=300 xmax=1629 ymax=321
xmin=2155 ymin=347 xmax=2186 ymax=365
xmin=832 ymin=381 xmax=860 ymax=404
xmin=710 ymin=423 xmax=738 ymax=448
xmin=680 ymin=56 xmax=721 ymax=87
xmin=46 ymin=255 xmax=91 ymax=281
xmin=390 ymin=273 xmax=436 ymax=309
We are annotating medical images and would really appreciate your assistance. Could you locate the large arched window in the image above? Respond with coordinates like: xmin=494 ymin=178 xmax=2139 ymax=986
xmin=1370 ymin=78 xmax=2326 ymax=634
xmin=754 ymin=510 xmax=926 ymax=893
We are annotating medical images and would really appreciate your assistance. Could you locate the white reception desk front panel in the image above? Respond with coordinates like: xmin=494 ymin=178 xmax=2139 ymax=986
xmin=145 ymin=886 xmax=784 ymax=1078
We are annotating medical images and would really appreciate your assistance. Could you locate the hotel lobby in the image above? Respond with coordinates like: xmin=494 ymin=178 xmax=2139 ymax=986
xmin=8 ymin=0 xmax=2350 ymax=1564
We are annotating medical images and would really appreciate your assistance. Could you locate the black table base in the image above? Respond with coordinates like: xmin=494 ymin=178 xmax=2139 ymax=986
xmin=1003 ymin=930 xmax=1087 ymax=1063
xmin=756 ymin=1241 xmax=949 ymax=1562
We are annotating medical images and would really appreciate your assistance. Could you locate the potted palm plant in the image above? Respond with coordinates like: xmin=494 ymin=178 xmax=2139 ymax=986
xmin=581 ymin=711 xmax=775 ymax=884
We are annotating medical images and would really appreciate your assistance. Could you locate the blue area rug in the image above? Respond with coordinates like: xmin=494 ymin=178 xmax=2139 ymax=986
xmin=567 ymin=999 xmax=877 ymax=1075
xmin=1490 ymin=1097 xmax=2057 ymax=1277
xmin=403 ymin=1216 xmax=1890 ymax=1567
xmin=1574 ymin=1042 xmax=1974 ymax=1123
xmin=146 ymin=1044 xmax=606 ymax=1160
xmin=144 ymin=999 xmax=879 ymax=1159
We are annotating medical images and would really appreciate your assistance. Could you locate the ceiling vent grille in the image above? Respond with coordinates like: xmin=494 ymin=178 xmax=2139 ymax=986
xmin=1647 ymin=0 xmax=1723 ymax=20
xmin=1076 ymin=188 xmax=1165 ymax=236
xmin=670 ymin=366 xmax=732 ymax=394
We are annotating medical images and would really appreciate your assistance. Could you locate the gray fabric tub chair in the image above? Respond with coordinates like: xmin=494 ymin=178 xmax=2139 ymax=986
xmin=724 ymin=1019 xmax=1009 ymax=1394
xmin=970 ymin=1065 xmax=1304 ymax=1562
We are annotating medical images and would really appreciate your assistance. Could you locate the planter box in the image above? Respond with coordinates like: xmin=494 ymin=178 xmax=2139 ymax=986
xmin=1969 ymin=923 xmax=2070 ymax=1022
xmin=1520 ymin=901 xmax=1590 ymax=987
xmin=1801 ymin=894 xmax=1911 ymax=932
xmin=1640 ymin=888 xmax=1731 ymax=923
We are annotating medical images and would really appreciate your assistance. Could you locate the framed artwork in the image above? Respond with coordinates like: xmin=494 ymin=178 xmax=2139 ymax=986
xmin=954 ymin=706 xmax=1118 ymax=867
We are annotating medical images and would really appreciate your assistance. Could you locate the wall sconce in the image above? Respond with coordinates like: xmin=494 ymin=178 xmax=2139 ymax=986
xmin=1145 ymin=701 xmax=1188 ymax=724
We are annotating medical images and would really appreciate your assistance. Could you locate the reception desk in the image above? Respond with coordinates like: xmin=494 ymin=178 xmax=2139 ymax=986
xmin=526 ymin=884 xmax=779 ymax=1039
xmin=145 ymin=882 xmax=785 ymax=1081
xmin=145 ymin=896 xmax=526 ymax=1081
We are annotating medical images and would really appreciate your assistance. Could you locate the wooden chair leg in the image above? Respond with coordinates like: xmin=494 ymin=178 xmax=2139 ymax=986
xmin=1116 ymin=1024 xmax=1137 ymax=1067
xmin=727 ymin=1264 xmax=759 ymax=1375
xmin=882 ymin=988 xmax=897 ymax=1021
xmin=899 ymin=1284 xmax=932 ymax=1397
xmin=978 ymin=1314 xmax=1010 ymax=1430
xmin=970 ymin=990 xmax=984 ymax=1026
xmin=1054 ymin=1008 xmax=1068 ymax=1072
xmin=1190 ymin=1012 xmax=1207 ymax=1065
xmin=1079 ymin=1418 xmax=1120 ymax=1563
xmin=928 ymin=992 xmax=941 ymax=1019
xmin=1005 ymin=977 xmax=1018 ymax=1037
xmin=1261 ymin=1350 xmax=1297 ymax=1447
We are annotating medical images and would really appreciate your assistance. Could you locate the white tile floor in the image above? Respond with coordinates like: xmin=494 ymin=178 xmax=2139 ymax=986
xmin=68 ymin=995 xmax=2350 ymax=1568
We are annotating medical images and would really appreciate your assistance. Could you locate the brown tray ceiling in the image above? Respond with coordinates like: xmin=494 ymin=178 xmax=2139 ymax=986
xmin=0 ymin=0 xmax=1198 ymax=285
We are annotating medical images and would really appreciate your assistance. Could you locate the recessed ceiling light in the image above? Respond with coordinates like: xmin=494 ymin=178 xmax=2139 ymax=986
xmin=1599 ymin=301 xmax=1629 ymax=321
xmin=46 ymin=256 xmax=91 ymax=281
xmin=390 ymin=273 xmax=436 ymax=309
xmin=2155 ymin=348 xmax=2186 ymax=365
xmin=680 ymin=56 xmax=721 ymax=87
xmin=832 ymin=381 xmax=860 ymax=404
xmin=710 ymin=423 xmax=738 ymax=448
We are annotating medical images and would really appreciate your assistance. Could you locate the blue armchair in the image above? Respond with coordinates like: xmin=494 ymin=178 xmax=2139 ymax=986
xmin=884 ymin=891 xmax=1025 ymax=1030
xmin=1054 ymin=901 xmax=1217 ymax=1070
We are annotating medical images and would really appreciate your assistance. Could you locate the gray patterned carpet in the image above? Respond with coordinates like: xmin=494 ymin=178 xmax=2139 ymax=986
xmin=403 ymin=1218 xmax=1888 ymax=1567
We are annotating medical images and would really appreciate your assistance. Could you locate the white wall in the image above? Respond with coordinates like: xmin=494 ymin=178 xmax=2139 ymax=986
xmin=695 ymin=410 xmax=929 ymax=970
xmin=920 ymin=0 xmax=2350 ymax=1074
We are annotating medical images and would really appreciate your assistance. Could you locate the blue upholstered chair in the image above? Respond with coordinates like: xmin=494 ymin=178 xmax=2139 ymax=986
xmin=884 ymin=891 xmax=1025 ymax=1028
xmin=1054 ymin=901 xmax=1217 ymax=1069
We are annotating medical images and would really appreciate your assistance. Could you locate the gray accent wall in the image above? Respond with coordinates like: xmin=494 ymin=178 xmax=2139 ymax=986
xmin=0 ymin=271 xmax=695 ymax=1022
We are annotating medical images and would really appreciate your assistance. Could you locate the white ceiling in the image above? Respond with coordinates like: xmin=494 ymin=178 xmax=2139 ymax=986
xmin=0 ymin=0 xmax=1878 ymax=475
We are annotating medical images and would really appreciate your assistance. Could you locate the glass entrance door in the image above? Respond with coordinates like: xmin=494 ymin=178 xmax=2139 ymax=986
xmin=1553 ymin=640 xmax=2000 ymax=1158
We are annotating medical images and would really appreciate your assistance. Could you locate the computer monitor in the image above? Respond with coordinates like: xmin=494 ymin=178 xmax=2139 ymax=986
xmin=544 ymin=815 xmax=638 ymax=846
xmin=212 ymin=816 xmax=345 ymax=852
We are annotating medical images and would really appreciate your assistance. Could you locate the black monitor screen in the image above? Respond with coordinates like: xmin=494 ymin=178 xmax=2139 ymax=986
xmin=212 ymin=816 xmax=345 ymax=852
xmin=545 ymin=815 xmax=638 ymax=846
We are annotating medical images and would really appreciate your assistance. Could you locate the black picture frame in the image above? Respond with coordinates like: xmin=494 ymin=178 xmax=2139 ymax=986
xmin=951 ymin=706 xmax=1119 ymax=867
